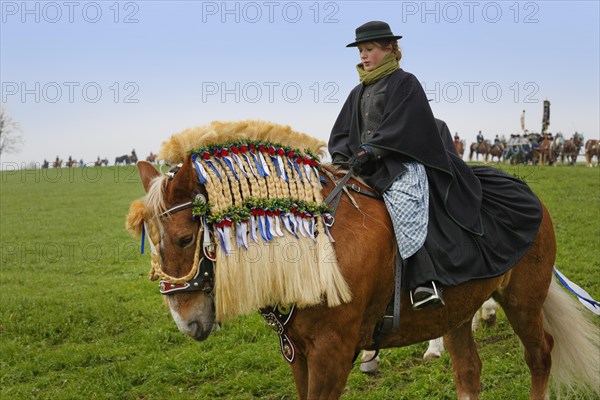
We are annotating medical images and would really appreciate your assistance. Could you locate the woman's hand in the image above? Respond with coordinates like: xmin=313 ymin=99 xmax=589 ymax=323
xmin=349 ymin=145 xmax=375 ymax=173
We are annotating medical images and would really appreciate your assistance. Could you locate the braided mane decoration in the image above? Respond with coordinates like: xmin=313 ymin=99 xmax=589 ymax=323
xmin=154 ymin=120 xmax=351 ymax=321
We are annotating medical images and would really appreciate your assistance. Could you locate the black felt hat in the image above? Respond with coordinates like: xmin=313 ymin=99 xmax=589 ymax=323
xmin=346 ymin=21 xmax=403 ymax=47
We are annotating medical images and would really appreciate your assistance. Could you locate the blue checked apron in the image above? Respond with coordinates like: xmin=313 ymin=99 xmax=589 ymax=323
xmin=383 ymin=162 xmax=429 ymax=260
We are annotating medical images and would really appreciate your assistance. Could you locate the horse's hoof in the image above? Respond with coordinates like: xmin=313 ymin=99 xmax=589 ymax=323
xmin=359 ymin=357 xmax=380 ymax=374
xmin=423 ymin=351 xmax=442 ymax=362
xmin=483 ymin=314 xmax=496 ymax=328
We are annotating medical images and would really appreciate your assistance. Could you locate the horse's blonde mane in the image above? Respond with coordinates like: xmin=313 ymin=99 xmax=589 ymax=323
xmin=159 ymin=120 xmax=327 ymax=164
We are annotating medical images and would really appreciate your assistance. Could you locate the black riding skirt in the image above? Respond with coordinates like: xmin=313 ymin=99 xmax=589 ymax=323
xmin=403 ymin=166 xmax=543 ymax=290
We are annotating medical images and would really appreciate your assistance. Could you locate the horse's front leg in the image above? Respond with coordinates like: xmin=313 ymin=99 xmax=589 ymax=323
xmin=305 ymin=335 xmax=356 ymax=400
xmin=290 ymin=356 xmax=309 ymax=400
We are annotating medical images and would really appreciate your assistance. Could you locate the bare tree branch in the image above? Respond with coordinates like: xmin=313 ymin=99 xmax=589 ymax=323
xmin=0 ymin=106 xmax=24 ymax=156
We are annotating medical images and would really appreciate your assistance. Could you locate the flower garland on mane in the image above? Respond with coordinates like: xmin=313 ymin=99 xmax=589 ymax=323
xmin=150 ymin=120 xmax=352 ymax=321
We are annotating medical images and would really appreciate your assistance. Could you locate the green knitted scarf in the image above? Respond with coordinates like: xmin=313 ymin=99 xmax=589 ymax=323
xmin=356 ymin=53 xmax=399 ymax=85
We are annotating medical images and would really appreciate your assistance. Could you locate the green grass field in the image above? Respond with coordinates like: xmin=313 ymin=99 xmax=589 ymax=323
xmin=1 ymin=163 xmax=598 ymax=400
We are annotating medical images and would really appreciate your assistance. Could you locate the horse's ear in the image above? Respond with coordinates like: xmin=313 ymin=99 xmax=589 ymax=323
xmin=138 ymin=161 xmax=160 ymax=193
xmin=171 ymin=156 xmax=196 ymax=193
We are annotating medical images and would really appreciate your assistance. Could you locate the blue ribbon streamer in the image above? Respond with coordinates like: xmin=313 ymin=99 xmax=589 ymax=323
xmin=279 ymin=156 xmax=289 ymax=183
xmin=242 ymin=153 xmax=258 ymax=177
xmin=216 ymin=227 xmax=226 ymax=252
xmin=264 ymin=215 xmax=273 ymax=241
xmin=222 ymin=157 xmax=239 ymax=180
xmin=191 ymin=155 xmax=207 ymax=184
xmin=270 ymin=155 xmax=289 ymax=183
xmin=250 ymin=152 xmax=265 ymax=177
xmin=286 ymin=157 xmax=295 ymax=179
xmin=554 ymin=267 xmax=600 ymax=313
xmin=213 ymin=156 xmax=225 ymax=170
xmin=232 ymin=154 xmax=248 ymax=178
xmin=140 ymin=223 xmax=145 ymax=254
xmin=287 ymin=215 xmax=299 ymax=239
xmin=258 ymin=215 xmax=269 ymax=242
xmin=293 ymin=162 xmax=303 ymax=182
xmin=204 ymin=159 xmax=221 ymax=179
xmin=270 ymin=155 xmax=280 ymax=178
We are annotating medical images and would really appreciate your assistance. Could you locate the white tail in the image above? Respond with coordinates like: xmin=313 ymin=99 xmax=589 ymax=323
xmin=543 ymin=278 xmax=600 ymax=397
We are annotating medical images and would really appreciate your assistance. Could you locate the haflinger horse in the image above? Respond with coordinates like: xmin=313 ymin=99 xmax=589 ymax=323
xmin=126 ymin=120 xmax=599 ymax=400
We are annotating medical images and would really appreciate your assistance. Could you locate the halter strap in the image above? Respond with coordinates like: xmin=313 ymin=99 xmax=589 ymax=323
xmin=160 ymin=201 xmax=194 ymax=217
xmin=146 ymin=198 xmax=215 ymax=292
xmin=147 ymin=221 xmax=204 ymax=285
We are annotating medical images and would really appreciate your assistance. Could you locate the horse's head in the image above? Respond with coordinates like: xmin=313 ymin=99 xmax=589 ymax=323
xmin=137 ymin=159 xmax=216 ymax=342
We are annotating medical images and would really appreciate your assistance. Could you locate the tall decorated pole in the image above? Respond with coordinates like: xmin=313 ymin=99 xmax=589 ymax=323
xmin=542 ymin=100 xmax=551 ymax=136
xmin=520 ymin=110 xmax=526 ymax=133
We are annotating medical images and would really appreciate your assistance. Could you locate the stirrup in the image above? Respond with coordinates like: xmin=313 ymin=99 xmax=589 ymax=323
xmin=410 ymin=282 xmax=445 ymax=310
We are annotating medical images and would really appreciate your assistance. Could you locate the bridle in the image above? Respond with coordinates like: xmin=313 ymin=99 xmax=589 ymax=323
xmin=145 ymin=194 xmax=216 ymax=296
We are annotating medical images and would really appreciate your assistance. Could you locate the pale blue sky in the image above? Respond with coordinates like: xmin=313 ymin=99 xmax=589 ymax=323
xmin=1 ymin=0 xmax=599 ymax=166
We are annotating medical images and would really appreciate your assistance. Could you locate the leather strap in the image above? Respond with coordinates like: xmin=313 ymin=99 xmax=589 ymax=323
xmin=367 ymin=255 xmax=403 ymax=352
xmin=345 ymin=183 xmax=382 ymax=200
xmin=260 ymin=304 xmax=297 ymax=363
xmin=393 ymin=256 xmax=403 ymax=331
xmin=324 ymin=168 xmax=355 ymax=215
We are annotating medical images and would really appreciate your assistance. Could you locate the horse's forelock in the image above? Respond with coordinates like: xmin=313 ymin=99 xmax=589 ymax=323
xmin=145 ymin=175 xmax=169 ymax=218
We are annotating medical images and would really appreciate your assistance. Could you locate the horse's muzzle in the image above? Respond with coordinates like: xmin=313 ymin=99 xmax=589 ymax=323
xmin=167 ymin=295 xmax=215 ymax=341
xmin=187 ymin=321 xmax=213 ymax=341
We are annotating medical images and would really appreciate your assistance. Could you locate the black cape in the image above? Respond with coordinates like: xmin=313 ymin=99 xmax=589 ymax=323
xmin=408 ymin=165 xmax=542 ymax=289
xmin=329 ymin=69 xmax=542 ymax=288
xmin=435 ymin=118 xmax=458 ymax=156
xmin=329 ymin=69 xmax=484 ymax=235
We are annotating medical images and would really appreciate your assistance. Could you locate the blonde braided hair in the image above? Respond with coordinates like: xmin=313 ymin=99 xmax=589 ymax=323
xmin=307 ymin=166 xmax=323 ymax=203
xmin=203 ymin=161 xmax=228 ymax=212
xmin=213 ymin=160 xmax=233 ymax=207
xmin=263 ymin=155 xmax=286 ymax=199
xmin=222 ymin=159 xmax=243 ymax=206
xmin=293 ymin=162 xmax=307 ymax=202
xmin=300 ymin=167 xmax=315 ymax=202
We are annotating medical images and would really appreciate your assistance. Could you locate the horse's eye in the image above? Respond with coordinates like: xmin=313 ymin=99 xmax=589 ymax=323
xmin=179 ymin=235 xmax=195 ymax=248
